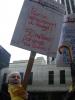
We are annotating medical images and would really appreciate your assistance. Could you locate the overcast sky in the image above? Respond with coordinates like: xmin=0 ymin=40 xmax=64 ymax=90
xmin=0 ymin=0 xmax=46 ymax=63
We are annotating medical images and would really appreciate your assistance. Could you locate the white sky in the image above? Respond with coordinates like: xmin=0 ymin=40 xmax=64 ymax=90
xmin=0 ymin=0 xmax=46 ymax=63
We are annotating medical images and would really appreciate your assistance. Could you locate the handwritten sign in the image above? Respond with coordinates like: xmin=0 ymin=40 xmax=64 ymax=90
xmin=56 ymin=13 xmax=75 ymax=67
xmin=11 ymin=0 xmax=65 ymax=57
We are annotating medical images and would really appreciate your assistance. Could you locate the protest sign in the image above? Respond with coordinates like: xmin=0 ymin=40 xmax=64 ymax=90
xmin=11 ymin=0 xmax=65 ymax=57
xmin=56 ymin=13 xmax=75 ymax=67
xmin=11 ymin=0 xmax=65 ymax=89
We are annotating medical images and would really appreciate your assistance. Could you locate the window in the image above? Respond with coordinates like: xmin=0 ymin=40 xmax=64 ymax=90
xmin=61 ymin=0 xmax=65 ymax=5
xmin=28 ymin=72 xmax=33 ymax=85
xmin=20 ymin=72 xmax=24 ymax=81
xmin=60 ymin=70 xmax=65 ymax=84
xmin=48 ymin=71 xmax=54 ymax=84
xmin=66 ymin=0 xmax=71 ymax=14
xmin=70 ymin=0 xmax=75 ymax=13
xmin=2 ymin=73 xmax=7 ymax=84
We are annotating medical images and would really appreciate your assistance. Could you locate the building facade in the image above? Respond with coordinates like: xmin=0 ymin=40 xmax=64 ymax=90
xmin=61 ymin=0 xmax=75 ymax=14
xmin=0 ymin=45 xmax=11 ymax=90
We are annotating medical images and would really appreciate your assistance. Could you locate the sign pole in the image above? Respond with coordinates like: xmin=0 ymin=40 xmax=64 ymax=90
xmin=22 ymin=51 xmax=36 ymax=90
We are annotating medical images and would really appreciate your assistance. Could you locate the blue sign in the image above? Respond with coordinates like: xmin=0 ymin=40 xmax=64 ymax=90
xmin=0 ymin=46 xmax=11 ymax=69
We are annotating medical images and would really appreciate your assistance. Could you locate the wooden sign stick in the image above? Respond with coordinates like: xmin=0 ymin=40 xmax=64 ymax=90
xmin=22 ymin=51 xmax=36 ymax=90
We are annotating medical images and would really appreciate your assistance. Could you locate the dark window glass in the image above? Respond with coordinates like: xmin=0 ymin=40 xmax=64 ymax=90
xmin=28 ymin=72 xmax=33 ymax=85
xmin=66 ymin=0 xmax=71 ymax=14
xmin=60 ymin=70 xmax=65 ymax=84
xmin=48 ymin=71 xmax=54 ymax=84
xmin=61 ymin=0 xmax=65 ymax=5
xmin=20 ymin=72 xmax=24 ymax=81
xmin=71 ymin=0 xmax=75 ymax=13
xmin=2 ymin=73 xmax=7 ymax=84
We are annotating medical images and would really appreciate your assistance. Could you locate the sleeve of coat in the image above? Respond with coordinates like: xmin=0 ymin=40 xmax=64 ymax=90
xmin=8 ymin=84 xmax=28 ymax=100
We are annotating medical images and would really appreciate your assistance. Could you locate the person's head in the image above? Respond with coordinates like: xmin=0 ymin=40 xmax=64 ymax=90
xmin=8 ymin=72 xmax=21 ymax=85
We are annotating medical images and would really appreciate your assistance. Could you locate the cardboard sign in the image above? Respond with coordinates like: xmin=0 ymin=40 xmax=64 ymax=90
xmin=56 ymin=13 xmax=75 ymax=67
xmin=11 ymin=0 xmax=65 ymax=57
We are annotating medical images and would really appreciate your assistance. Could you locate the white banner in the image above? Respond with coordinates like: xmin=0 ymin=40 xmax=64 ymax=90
xmin=56 ymin=13 xmax=75 ymax=67
xmin=11 ymin=0 xmax=65 ymax=57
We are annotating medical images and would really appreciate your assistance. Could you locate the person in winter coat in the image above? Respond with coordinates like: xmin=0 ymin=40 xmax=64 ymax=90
xmin=8 ymin=71 xmax=28 ymax=100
